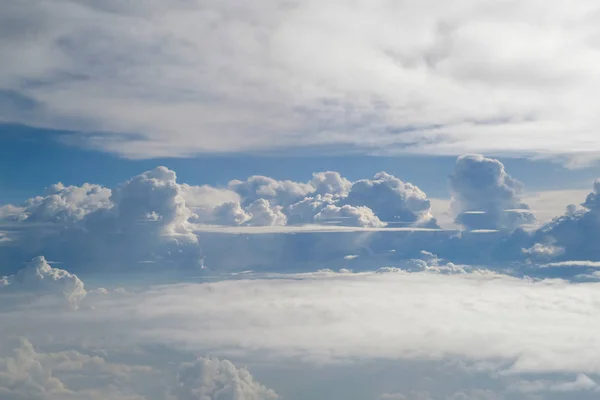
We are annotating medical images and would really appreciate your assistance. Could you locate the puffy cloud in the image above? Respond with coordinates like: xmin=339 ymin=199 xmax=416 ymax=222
xmin=245 ymin=199 xmax=287 ymax=227
xmin=285 ymin=194 xmax=337 ymax=225
xmin=0 ymin=338 xmax=154 ymax=400
xmin=0 ymin=338 xmax=67 ymax=399
xmin=212 ymin=200 xmax=286 ymax=227
xmin=310 ymin=171 xmax=352 ymax=197
xmin=314 ymin=204 xmax=386 ymax=228
xmin=12 ymin=183 xmax=112 ymax=224
xmin=531 ymin=180 xmax=600 ymax=261
xmin=0 ymin=256 xmax=86 ymax=309
xmin=0 ymin=167 xmax=204 ymax=271
xmin=229 ymin=176 xmax=314 ymax=207
xmin=180 ymin=184 xmax=240 ymax=223
xmin=213 ymin=202 xmax=251 ymax=226
xmin=343 ymin=172 xmax=436 ymax=225
xmin=175 ymin=357 xmax=278 ymax=400
xmin=449 ymin=155 xmax=535 ymax=230
xmin=110 ymin=166 xmax=195 ymax=238
xmin=404 ymin=251 xmax=468 ymax=274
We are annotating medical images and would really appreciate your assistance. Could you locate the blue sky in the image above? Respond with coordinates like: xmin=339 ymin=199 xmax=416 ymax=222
xmin=3 ymin=122 xmax=600 ymax=205
xmin=4 ymin=1 xmax=600 ymax=399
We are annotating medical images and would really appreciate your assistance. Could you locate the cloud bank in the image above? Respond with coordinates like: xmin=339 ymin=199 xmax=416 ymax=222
xmin=3 ymin=1 xmax=600 ymax=161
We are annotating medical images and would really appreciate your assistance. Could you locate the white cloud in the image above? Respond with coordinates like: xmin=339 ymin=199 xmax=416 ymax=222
xmin=522 ymin=243 xmax=565 ymax=259
xmin=0 ymin=256 xmax=86 ymax=309
xmin=0 ymin=338 xmax=152 ymax=400
xmin=229 ymin=176 xmax=314 ymax=207
xmin=314 ymin=204 xmax=386 ymax=228
xmin=245 ymin=199 xmax=287 ymax=227
xmin=510 ymin=374 xmax=598 ymax=393
xmin=212 ymin=201 xmax=252 ymax=226
xmin=4 ymin=269 xmax=600 ymax=378
xmin=541 ymin=261 xmax=600 ymax=268
xmin=5 ymin=1 xmax=600 ymax=160
xmin=175 ymin=357 xmax=278 ymax=400
xmin=343 ymin=172 xmax=436 ymax=225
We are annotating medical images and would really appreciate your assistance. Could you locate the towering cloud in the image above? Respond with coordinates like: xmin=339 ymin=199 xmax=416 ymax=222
xmin=449 ymin=155 xmax=535 ymax=230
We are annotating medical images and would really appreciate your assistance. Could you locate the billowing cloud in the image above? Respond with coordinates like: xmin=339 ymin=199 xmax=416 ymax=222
xmin=343 ymin=172 xmax=436 ymax=226
xmin=22 ymin=183 xmax=112 ymax=224
xmin=0 ymin=256 xmax=86 ymax=309
xmin=531 ymin=179 xmax=600 ymax=261
xmin=213 ymin=202 xmax=252 ymax=226
xmin=229 ymin=176 xmax=314 ymax=207
xmin=449 ymin=155 xmax=535 ymax=230
xmin=175 ymin=357 xmax=278 ymax=400
xmin=0 ymin=337 xmax=157 ymax=400
xmin=0 ymin=167 xmax=203 ymax=272
xmin=0 ymin=338 xmax=68 ymax=400
xmin=310 ymin=171 xmax=352 ymax=197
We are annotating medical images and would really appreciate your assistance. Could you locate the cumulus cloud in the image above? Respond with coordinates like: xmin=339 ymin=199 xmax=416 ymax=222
xmin=1 ymin=166 xmax=446 ymax=273
xmin=0 ymin=167 xmax=203 ymax=271
xmin=0 ymin=337 xmax=155 ymax=400
xmin=449 ymin=155 xmax=535 ymax=230
xmin=175 ymin=357 xmax=278 ymax=400
xmin=343 ymin=172 xmax=436 ymax=225
xmin=229 ymin=176 xmax=314 ymax=207
xmin=180 ymin=184 xmax=240 ymax=223
xmin=310 ymin=171 xmax=352 ymax=197
xmin=213 ymin=202 xmax=252 ymax=226
xmin=314 ymin=204 xmax=386 ymax=228
xmin=23 ymin=183 xmax=112 ymax=224
xmin=0 ymin=256 xmax=86 ymax=309
xmin=110 ymin=166 xmax=196 ymax=238
xmin=531 ymin=179 xmax=600 ymax=261
xmin=404 ymin=251 xmax=468 ymax=274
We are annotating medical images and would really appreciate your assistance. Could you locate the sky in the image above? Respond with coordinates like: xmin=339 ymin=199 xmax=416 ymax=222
xmin=3 ymin=1 xmax=600 ymax=399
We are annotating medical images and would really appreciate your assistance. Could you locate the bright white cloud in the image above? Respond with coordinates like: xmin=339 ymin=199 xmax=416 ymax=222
xmin=4 ymin=1 xmax=600 ymax=160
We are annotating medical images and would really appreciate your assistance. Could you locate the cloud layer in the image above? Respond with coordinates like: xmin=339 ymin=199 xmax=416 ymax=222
xmin=3 ymin=1 xmax=600 ymax=161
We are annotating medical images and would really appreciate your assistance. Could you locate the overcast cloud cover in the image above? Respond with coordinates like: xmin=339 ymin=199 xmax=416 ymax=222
xmin=3 ymin=0 xmax=600 ymax=162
